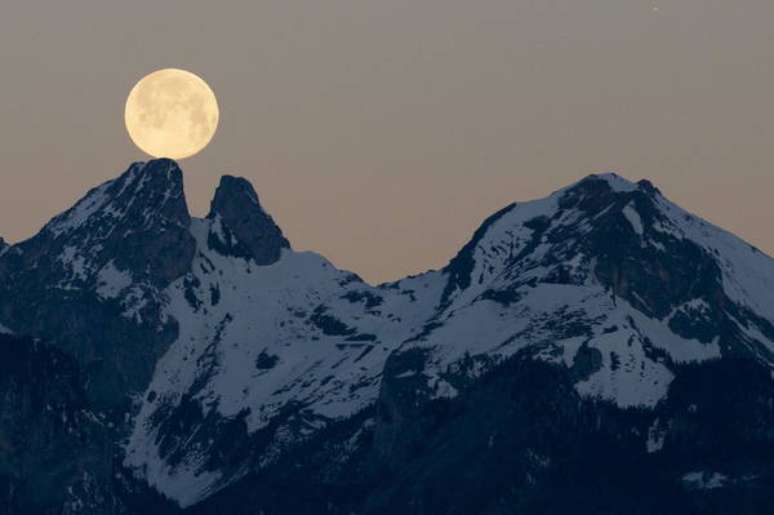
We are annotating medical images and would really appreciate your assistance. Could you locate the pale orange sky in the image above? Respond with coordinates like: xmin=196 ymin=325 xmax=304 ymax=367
xmin=0 ymin=1 xmax=772 ymax=283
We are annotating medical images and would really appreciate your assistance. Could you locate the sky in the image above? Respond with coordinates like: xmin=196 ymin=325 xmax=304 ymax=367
xmin=0 ymin=1 xmax=772 ymax=284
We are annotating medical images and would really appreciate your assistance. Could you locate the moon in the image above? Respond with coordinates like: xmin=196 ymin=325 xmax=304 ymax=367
xmin=125 ymin=68 xmax=219 ymax=160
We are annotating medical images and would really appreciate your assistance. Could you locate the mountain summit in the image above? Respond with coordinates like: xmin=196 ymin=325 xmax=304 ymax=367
xmin=207 ymin=175 xmax=289 ymax=264
xmin=0 ymin=161 xmax=773 ymax=514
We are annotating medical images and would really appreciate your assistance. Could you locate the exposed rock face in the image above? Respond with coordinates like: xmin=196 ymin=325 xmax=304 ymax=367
xmin=206 ymin=175 xmax=289 ymax=265
xmin=0 ymin=164 xmax=773 ymax=514
xmin=28 ymin=158 xmax=194 ymax=286
xmin=0 ymin=160 xmax=195 ymax=411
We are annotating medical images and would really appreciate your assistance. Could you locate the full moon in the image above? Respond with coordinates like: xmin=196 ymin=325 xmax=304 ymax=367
xmin=125 ymin=68 xmax=219 ymax=160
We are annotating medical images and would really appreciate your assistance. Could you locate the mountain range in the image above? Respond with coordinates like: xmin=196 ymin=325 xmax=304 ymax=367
xmin=1 ymin=159 xmax=773 ymax=514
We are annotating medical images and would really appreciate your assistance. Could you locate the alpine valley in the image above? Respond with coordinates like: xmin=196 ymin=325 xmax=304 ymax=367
xmin=1 ymin=159 xmax=773 ymax=515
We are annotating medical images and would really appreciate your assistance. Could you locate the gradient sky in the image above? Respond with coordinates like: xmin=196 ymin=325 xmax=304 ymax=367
xmin=0 ymin=1 xmax=772 ymax=283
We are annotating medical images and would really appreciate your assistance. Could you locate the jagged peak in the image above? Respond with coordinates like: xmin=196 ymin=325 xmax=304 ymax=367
xmin=9 ymin=159 xmax=198 ymax=289
xmin=568 ymin=172 xmax=663 ymax=198
xmin=438 ymin=172 xmax=702 ymax=311
xmin=449 ymin=172 xmax=649 ymax=254
xmin=583 ymin=171 xmax=638 ymax=192
xmin=206 ymin=174 xmax=290 ymax=265
xmin=436 ymin=167 xmax=774 ymax=331
xmin=209 ymin=175 xmax=261 ymax=210
xmin=43 ymin=159 xmax=189 ymax=238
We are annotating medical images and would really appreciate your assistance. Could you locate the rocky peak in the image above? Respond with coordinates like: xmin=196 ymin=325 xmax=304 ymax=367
xmin=206 ymin=175 xmax=290 ymax=265
xmin=545 ymin=174 xmax=734 ymax=320
xmin=0 ymin=160 xmax=198 ymax=411
xmin=557 ymin=173 xmax=655 ymax=212
xmin=45 ymin=158 xmax=190 ymax=237
xmin=437 ymin=172 xmax=730 ymax=321
xmin=27 ymin=159 xmax=196 ymax=286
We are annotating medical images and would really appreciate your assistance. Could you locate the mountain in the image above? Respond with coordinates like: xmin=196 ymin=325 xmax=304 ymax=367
xmin=0 ymin=160 xmax=773 ymax=514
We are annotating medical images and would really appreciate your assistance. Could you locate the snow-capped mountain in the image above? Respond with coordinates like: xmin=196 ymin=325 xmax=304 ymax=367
xmin=0 ymin=160 xmax=773 ymax=515
xmin=383 ymin=172 xmax=774 ymax=409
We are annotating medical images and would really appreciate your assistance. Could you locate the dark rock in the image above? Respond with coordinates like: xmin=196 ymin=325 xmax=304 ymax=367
xmin=0 ymin=333 xmax=120 ymax=514
xmin=341 ymin=290 xmax=384 ymax=309
xmin=310 ymin=305 xmax=356 ymax=336
xmin=255 ymin=350 xmax=279 ymax=370
xmin=207 ymin=175 xmax=289 ymax=265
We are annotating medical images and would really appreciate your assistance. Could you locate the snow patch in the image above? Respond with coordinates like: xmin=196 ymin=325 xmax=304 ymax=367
xmin=574 ymin=327 xmax=674 ymax=409
xmin=682 ymin=471 xmax=728 ymax=490
xmin=45 ymin=181 xmax=113 ymax=236
xmin=622 ymin=202 xmax=644 ymax=236
xmin=57 ymin=245 xmax=91 ymax=284
xmin=96 ymin=261 xmax=133 ymax=300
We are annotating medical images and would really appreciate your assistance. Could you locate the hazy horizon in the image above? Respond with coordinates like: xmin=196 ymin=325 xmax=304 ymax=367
xmin=1 ymin=1 xmax=773 ymax=283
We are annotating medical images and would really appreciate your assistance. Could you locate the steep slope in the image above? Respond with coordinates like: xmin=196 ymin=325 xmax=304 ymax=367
xmin=0 ymin=161 xmax=772 ymax=514
xmin=124 ymin=170 xmax=774 ymax=507
xmin=123 ymin=175 xmax=442 ymax=506
xmin=0 ymin=159 xmax=194 ymax=410
xmin=381 ymin=173 xmax=774 ymax=413
xmin=186 ymin=175 xmax=774 ymax=515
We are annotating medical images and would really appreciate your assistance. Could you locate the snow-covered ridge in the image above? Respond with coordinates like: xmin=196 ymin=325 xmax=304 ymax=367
xmin=44 ymin=159 xmax=187 ymax=240
xmin=119 ymin=166 xmax=773 ymax=506
xmin=3 ymin=161 xmax=772 ymax=508
xmin=387 ymin=171 xmax=773 ymax=408
xmin=8 ymin=160 xmax=195 ymax=314
xmin=591 ymin=171 xmax=639 ymax=192
xmin=44 ymin=179 xmax=115 ymax=237
xmin=652 ymin=193 xmax=774 ymax=322
xmin=46 ymin=161 xmax=148 ymax=236
xmin=124 ymin=216 xmax=444 ymax=506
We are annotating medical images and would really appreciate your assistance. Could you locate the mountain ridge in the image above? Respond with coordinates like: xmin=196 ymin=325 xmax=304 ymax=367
xmin=0 ymin=160 xmax=773 ymax=514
